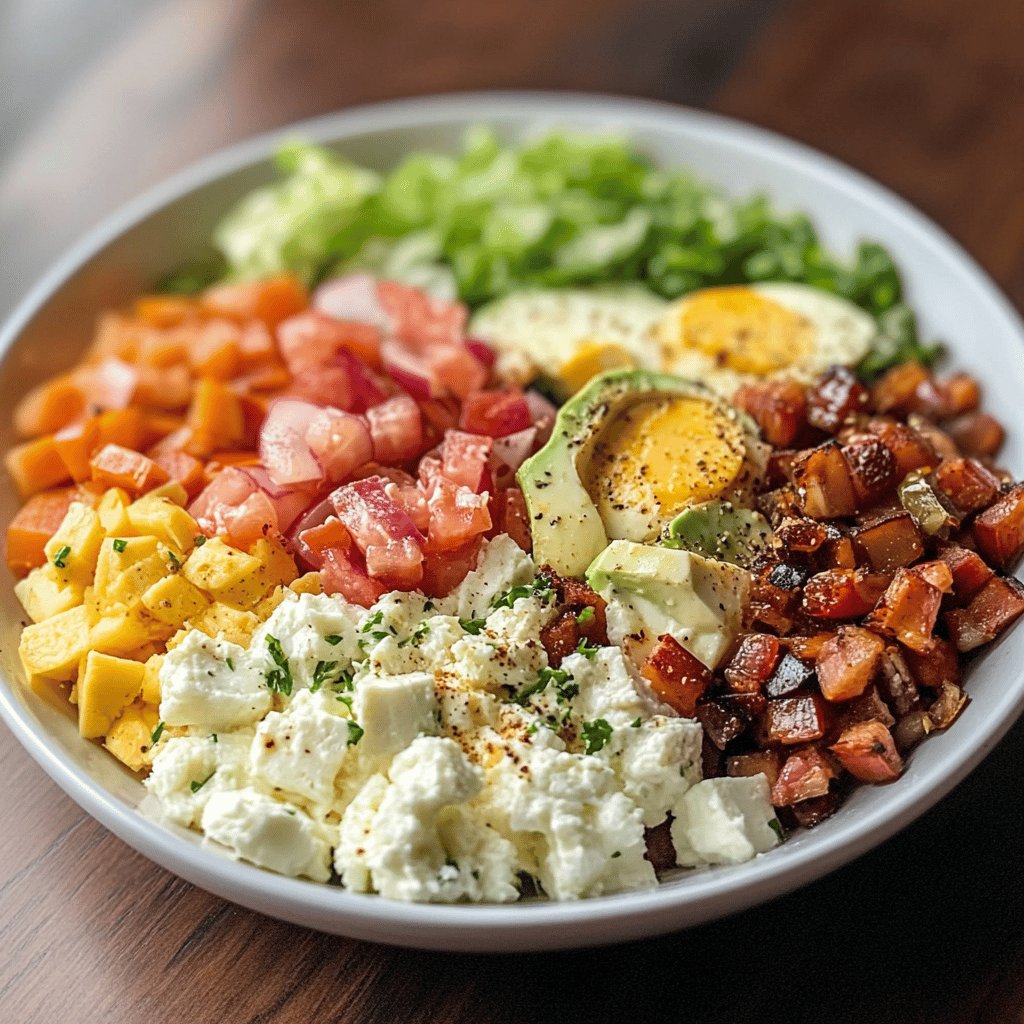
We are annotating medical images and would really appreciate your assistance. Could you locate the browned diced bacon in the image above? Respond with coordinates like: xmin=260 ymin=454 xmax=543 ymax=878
xmin=946 ymin=411 xmax=1004 ymax=459
xmin=784 ymin=632 xmax=837 ymax=661
xmin=792 ymin=441 xmax=858 ymax=518
xmin=815 ymin=626 xmax=885 ymax=701
xmin=820 ymin=533 xmax=858 ymax=570
xmin=902 ymin=636 xmax=962 ymax=690
xmin=644 ymin=820 xmax=676 ymax=873
xmin=733 ymin=378 xmax=808 ymax=447
xmin=770 ymin=746 xmax=836 ymax=805
xmin=764 ymin=693 xmax=830 ymax=745
xmin=726 ymin=749 xmax=783 ymax=788
xmin=864 ymin=561 xmax=952 ymax=653
xmin=802 ymin=568 xmax=892 ymax=619
xmin=940 ymin=373 xmax=981 ymax=416
xmin=867 ymin=418 xmax=939 ymax=477
xmin=907 ymin=413 xmax=960 ymax=462
xmin=807 ymin=366 xmax=868 ymax=434
xmin=852 ymin=511 xmax=924 ymax=571
xmin=973 ymin=484 xmax=1024 ymax=570
xmin=830 ymin=720 xmax=903 ymax=782
xmin=640 ymin=635 xmax=711 ymax=718
xmin=775 ymin=516 xmax=829 ymax=552
xmin=945 ymin=575 xmax=1024 ymax=652
xmin=835 ymin=685 xmax=896 ymax=731
xmin=696 ymin=698 xmax=749 ymax=750
xmin=764 ymin=651 xmax=816 ymax=698
xmin=841 ymin=435 xmax=897 ymax=506
xmin=724 ymin=633 xmax=781 ymax=693
xmin=932 ymin=458 xmax=1001 ymax=515
xmin=540 ymin=612 xmax=581 ymax=667
xmin=935 ymin=543 xmax=994 ymax=602
xmin=788 ymin=792 xmax=840 ymax=828
xmin=748 ymin=569 xmax=801 ymax=634
xmin=871 ymin=362 xmax=930 ymax=416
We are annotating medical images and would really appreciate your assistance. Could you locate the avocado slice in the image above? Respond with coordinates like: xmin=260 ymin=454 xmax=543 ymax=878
xmin=516 ymin=369 xmax=758 ymax=576
xmin=663 ymin=500 xmax=774 ymax=568
xmin=586 ymin=540 xmax=750 ymax=670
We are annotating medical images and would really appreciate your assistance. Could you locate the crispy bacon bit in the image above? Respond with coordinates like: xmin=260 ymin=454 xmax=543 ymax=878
xmin=775 ymin=517 xmax=829 ymax=553
xmin=726 ymin=749 xmax=783 ymax=787
xmin=640 ymin=635 xmax=711 ymax=718
xmin=807 ymin=366 xmax=867 ymax=434
xmin=784 ymin=632 xmax=837 ymax=661
xmin=841 ymin=435 xmax=897 ymax=506
xmin=945 ymin=575 xmax=1024 ymax=652
xmin=830 ymin=721 xmax=903 ymax=782
xmin=935 ymin=543 xmax=994 ymax=603
xmin=932 ymin=458 xmax=1001 ymax=516
xmin=946 ymin=411 xmax=1004 ymax=459
xmin=815 ymin=626 xmax=885 ymax=702
xmin=871 ymin=362 xmax=930 ymax=416
xmin=539 ymin=613 xmax=580 ymax=668
xmin=941 ymin=373 xmax=981 ymax=415
xmin=792 ymin=441 xmax=858 ymax=518
xmin=788 ymin=793 xmax=841 ymax=828
xmin=835 ymin=685 xmax=895 ymax=731
xmin=770 ymin=746 xmax=837 ymax=805
xmin=867 ymin=418 xmax=939 ymax=478
xmin=748 ymin=570 xmax=800 ymax=634
xmin=763 ymin=693 xmax=830 ymax=745
xmin=802 ymin=568 xmax=891 ymax=619
xmin=864 ymin=562 xmax=952 ymax=653
xmin=724 ymin=634 xmax=781 ymax=693
xmin=643 ymin=820 xmax=676 ymax=873
xmin=852 ymin=511 xmax=924 ymax=571
xmin=903 ymin=637 xmax=962 ymax=690
xmin=973 ymin=484 xmax=1024 ymax=570
xmin=696 ymin=694 xmax=764 ymax=749
xmin=907 ymin=413 xmax=960 ymax=463
xmin=764 ymin=651 xmax=816 ymax=698
xmin=734 ymin=378 xmax=808 ymax=447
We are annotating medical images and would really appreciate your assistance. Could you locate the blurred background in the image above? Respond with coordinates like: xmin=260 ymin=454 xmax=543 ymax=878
xmin=3 ymin=0 xmax=1021 ymax=321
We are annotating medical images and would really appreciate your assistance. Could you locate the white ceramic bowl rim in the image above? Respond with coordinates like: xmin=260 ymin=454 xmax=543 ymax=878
xmin=2 ymin=91 xmax=1024 ymax=952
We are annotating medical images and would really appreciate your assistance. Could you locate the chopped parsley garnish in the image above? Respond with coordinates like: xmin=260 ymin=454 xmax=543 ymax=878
xmin=225 ymin=656 xmax=235 ymax=671
xmin=193 ymin=534 xmax=207 ymax=546
xmin=190 ymin=770 xmax=215 ymax=793
xmin=150 ymin=721 xmax=165 ymax=747
xmin=359 ymin=610 xmax=384 ymax=633
xmin=517 ymin=666 xmax=576 ymax=706
xmin=576 ymin=606 xmax=595 ymax=625
xmin=582 ymin=718 xmax=613 ymax=754
xmin=264 ymin=634 xmax=293 ymax=696
xmin=323 ymin=634 xmax=344 ymax=646
xmin=346 ymin=720 xmax=364 ymax=746
xmin=399 ymin=621 xmax=431 ymax=647
xmin=769 ymin=818 xmax=786 ymax=842
xmin=166 ymin=549 xmax=181 ymax=569
xmin=611 ymin=851 xmax=621 ymax=859
xmin=491 ymin=573 xmax=556 ymax=610
xmin=210 ymin=734 xmax=218 ymax=743
xmin=459 ymin=617 xmax=487 ymax=635
xmin=112 ymin=538 xmax=128 ymax=553
xmin=311 ymin=660 xmax=346 ymax=692
xmin=575 ymin=637 xmax=600 ymax=659
xmin=631 ymin=717 xmax=642 ymax=728
xmin=52 ymin=545 xmax=71 ymax=569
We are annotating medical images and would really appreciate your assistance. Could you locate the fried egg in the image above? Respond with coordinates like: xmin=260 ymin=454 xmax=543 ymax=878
xmin=654 ymin=283 xmax=877 ymax=395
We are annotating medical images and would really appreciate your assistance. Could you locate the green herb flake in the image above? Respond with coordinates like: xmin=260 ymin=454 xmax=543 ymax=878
xmin=769 ymin=818 xmax=786 ymax=843
xmin=323 ymin=634 xmax=344 ymax=646
xmin=491 ymin=573 xmax=557 ymax=611
xmin=150 ymin=721 xmax=166 ymax=747
xmin=576 ymin=606 xmax=595 ymax=624
xmin=359 ymin=610 xmax=384 ymax=634
xmin=210 ymin=734 xmax=218 ymax=743
xmin=630 ymin=717 xmax=642 ymax=729
xmin=190 ymin=770 xmax=215 ymax=793
xmin=52 ymin=545 xmax=71 ymax=569
xmin=575 ymin=638 xmax=600 ymax=659
xmin=112 ymin=538 xmax=128 ymax=553
xmin=459 ymin=617 xmax=488 ymax=635
xmin=400 ymin=621 xmax=431 ymax=647
xmin=311 ymin=660 xmax=340 ymax=692
xmin=166 ymin=549 xmax=181 ymax=569
xmin=225 ymin=656 xmax=235 ymax=672
xmin=264 ymin=634 xmax=293 ymax=696
xmin=582 ymin=718 xmax=613 ymax=755
xmin=346 ymin=720 xmax=365 ymax=746
xmin=194 ymin=534 xmax=207 ymax=547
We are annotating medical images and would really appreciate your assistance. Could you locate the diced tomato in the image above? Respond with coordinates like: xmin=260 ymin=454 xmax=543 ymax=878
xmin=441 ymin=430 xmax=493 ymax=493
xmin=425 ymin=479 xmax=492 ymax=552
xmin=640 ymin=634 xmax=711 ymax=718
xmin=74 ymin=357 xmax=139 ymax=411
xmin=792 ymin=441 xmax=858 ymax=518
xmin=365 ymin=395 xmax=423 ymax=464
xmin=320 ymin=545 xmax=388 ymax=607
xmin=331 ymin=476 xmax=425 ymax=588
xmin=459 ymin=390 xmax=532 ymax=438
xmin=830 ymin=720 xmax=903 ymax=782
xmin=187 ymin=319 xmax=242 ymax=380
xmin=295 ymin=515 xmax=351 ymax=570
xmin=151 ymin=450 xmax=207 ymax=500
xmin=6 ymin=486 xmax=81 ymax=576
xmin=89 ymin=443 xmax=169 ymax=495
xmin=865 ymin=561 xmax=953 ymax=653
xmin=945 ymin=575 xmax=1024 ymax=652
xmin=763 ymin=693 xmax=830 ymax=745
xmin=277 ymin=310 xmax=381 ymax=373
xmin=423 ymin=343 xmax=488 ymax=399
xmin=770 ymin=747 xmax=836 ymax=806
xmin=420 ymin=536 xmax=484 ymax=598
xmin=973 ymin=484 xmax=1024 ymax=570
xmin=376 ymin=279 xmax=468 ymax=349
xmin=189 ymin=466 xmax=279 ymax=548
xmin=380 ymin=340 xmax=442 ymax=400
xmin=290 ymin=348 xmax=389 ymax=412
xmin=464 ymin=338 xmax=497 ymax=370
xmin=200 ymin=274 xmax=308 ymax=329
xmin=313 ymin=273 xmax=392 ymax=333
xmin=490 ymin=488 xmax=532 ymax=552
xmin=302 ymin=406 xmax=373 ymax=483
xmin=259 ymin=398 xmax=325 ymax=487
xmin=724 ymin=634 xmax=781 ymax=693
xmin=802 ymin=569 xmax=891 ymax=619
xmin=815 ymin=626 xmax=885 ymax=702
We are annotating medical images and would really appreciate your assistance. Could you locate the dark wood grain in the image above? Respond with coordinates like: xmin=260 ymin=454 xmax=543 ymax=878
xmin=2 ymin=1 xmax=1024 ymax=1022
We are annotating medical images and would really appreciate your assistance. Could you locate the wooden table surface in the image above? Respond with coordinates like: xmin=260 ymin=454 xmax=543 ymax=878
xmin=2 ymin=1 xmax=1023 ymax=1021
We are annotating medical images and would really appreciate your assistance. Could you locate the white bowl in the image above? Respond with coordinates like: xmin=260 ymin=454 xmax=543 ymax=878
xmin=2 ymin=92 xmax=1023 ymax=952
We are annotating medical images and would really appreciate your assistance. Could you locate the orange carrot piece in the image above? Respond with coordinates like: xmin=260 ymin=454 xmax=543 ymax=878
xmin=88 ymin=313 xmax=141 ymax=362
xmin=95 ymin=407 xmax=146 ymax=450
xmin=134 ymin=295 xmax=197 ymax=328
xmin=14 ymin=375 xmax=88 ymax=438
xmin=53 ymin=419 xmax=100 ymax=481
xmin=5 ymin=486 xmax=81 ymax=576
xmin=185 ymin=378 xmax=245 ymax=456
xmin=199 ymin=275 xmax=308 ymax=329
xmin=6 ymin=436 xmax=72 ymax=497
xmin=151 ymin=450 xmax=207 ymax=499
xmin=188 ymin=320 xmax=242 ymax=380
xmin=89 ymin=443 xmax=169 ymax=495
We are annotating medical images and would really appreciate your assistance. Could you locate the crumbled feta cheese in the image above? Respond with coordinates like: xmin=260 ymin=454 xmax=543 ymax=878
xmin=201 ymin=787 xmax=333 ymax=882
xmin=353 ymin=670 xmax=438 ymax=763
xmin=248 ymin=689 xmax=356 ymax=810
xmin=159 ymin=632 xmax=269 ymax=731
xmin=560 ymin=647 xmax=654 ymax=727
xmin=441 ymin=535 xmax=536 ymax=620
xmin=671 ymin=775 xmax=781 ymax=866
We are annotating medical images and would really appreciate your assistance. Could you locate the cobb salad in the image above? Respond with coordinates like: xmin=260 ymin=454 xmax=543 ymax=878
xmin=7 ymin=131 xmax=1024 ymax=903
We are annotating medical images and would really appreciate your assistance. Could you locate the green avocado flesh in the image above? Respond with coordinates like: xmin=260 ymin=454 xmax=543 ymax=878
xmin=662 ymin=500 xmax=774 ymax=568
xmin=516 ymin=369 xmax=716 ymax=577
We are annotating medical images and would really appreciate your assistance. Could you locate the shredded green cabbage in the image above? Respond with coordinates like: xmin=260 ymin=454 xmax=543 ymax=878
xmin=193 ymin=128 xmax=939 ymax=377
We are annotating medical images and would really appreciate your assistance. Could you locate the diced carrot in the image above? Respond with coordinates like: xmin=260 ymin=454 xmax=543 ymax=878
xmin=640 ymin=634 xmax=711 ymax=718
xmin=89 ymin=443 xmax=169 ymax=495
xmin=89 ymin=312 xmax=141 ymax=361
xmin=52 ymin=419 xmax=100 ymax=481
xmin=816 ymin=626 xmax=885 ymax=702
xmin=140 ymin=411 xmax=186 ymax=445
xmin=830 ymin=721 xmax=903 ymax=782
xmin=134 ymin=363 xmax=193 ymax=409
xmin=188 ymin=319 xmax=242 ymax=380
xmin=133 ymin=295 xmax=197 ymax=328
xmin=199 ymin=275 xmax=308 ymax=329
xmin=185 ymin=378 xmax=245 ymax=456
xmin=204 ymin=450 xmax=262 ymax=473
xmin=137 ymin=327 xmax=189 ymax=367
xmin=5 ymin=486 xmax=80 ymax=576
xmin=14 ymin=374 xmax=88 ymax=438
xmin=151 ymin=450 xmax=207 ymax=500
xmin=237 ymin=322 xmax=278 ymax=367
xmin=6 ymin=436 xmax=71 ymax=497
xmin=95 ymin=407 xmax=146 ymax=450
xmin=235 ymin=362 xmax=291 ymax=394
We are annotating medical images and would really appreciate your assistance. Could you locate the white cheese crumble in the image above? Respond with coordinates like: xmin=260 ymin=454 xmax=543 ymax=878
xmin=145 ymin=536 xmax=780 ymax=901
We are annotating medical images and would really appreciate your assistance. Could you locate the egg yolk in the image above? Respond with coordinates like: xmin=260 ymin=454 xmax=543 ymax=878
xmin=586 ymin=395 xmax=746 ymax=520
xmin=670 ymin=287 xmax=814 ymax=375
